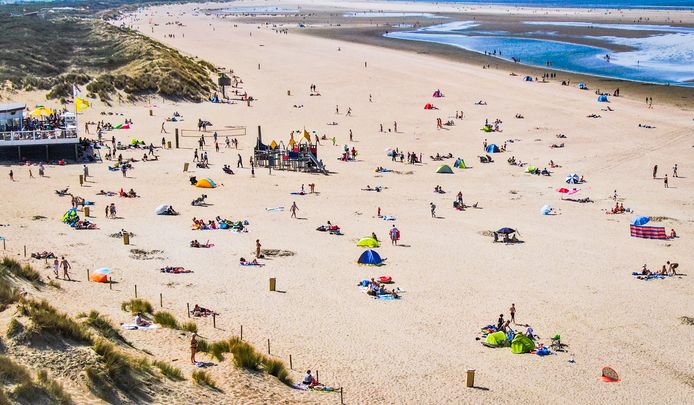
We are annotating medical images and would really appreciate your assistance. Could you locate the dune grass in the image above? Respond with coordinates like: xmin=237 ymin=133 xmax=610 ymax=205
xmin=81 ymin=310 xmax=131 ymax=346
xmin=6 ymin=318 xmax=22 ymax=338
xmin=191 ymin=370 xmax=218 ymax=390
xmin=0 ymin=356 xmax=72 ymax=404
xmin=151 ymin=311 xmax=197 ymax=333
xmin=152 ymin=361 xmax=184 ymax=381
xmin=195 ymin=336 xmax=293 ymax=386
xmin=1 ymin=258 xmax=42 ymax=284
xmin=92 ymin=338 xmax=156 ymax=393
xmin=121 ymin=298 xmax=153 ymax=316
xmin=17 ymin=299 xmax=91 ymax=343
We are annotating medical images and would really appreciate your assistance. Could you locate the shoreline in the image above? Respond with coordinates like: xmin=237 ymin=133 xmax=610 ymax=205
xmin=300 ymin=24 xmax=694 ymax=110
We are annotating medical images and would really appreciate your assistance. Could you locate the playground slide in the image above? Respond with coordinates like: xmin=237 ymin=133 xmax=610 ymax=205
xmin=307 ymin=152 xmax=326 ymax=174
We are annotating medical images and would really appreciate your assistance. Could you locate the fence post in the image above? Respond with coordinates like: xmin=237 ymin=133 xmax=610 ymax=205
xmin=23 ymin=245 xmax=26 ymax=257
xmin=160 ymin=293 xmax=163 ymax=307
xmin=86 ymin=269 xmax=90 ymax=281
xmin=267 ymin=339 xmax=270 ymax=355
xmin=187 ymin=303 xmax=190 ymax=318
xmin=2 ymin=239 xmax=5 ymax=250
xmin=340 ymin=387 xmax=344 ymax=404
xmin=240 ymin=325 xmax=243 ymax=341
xmin=289 ymin=354 xmax=293 ymax=370
xmin=316 ymin=370 xmax=319 ymax=383
xmin=175 ymin=128 xmax=179 ymax=149
xmin=109 ymin=277 xmax=112 ymax=290
xmin=134 ymin=284 xmax=138 ymax=298
xmin=212 ymin=313 xmax=216 ymax=328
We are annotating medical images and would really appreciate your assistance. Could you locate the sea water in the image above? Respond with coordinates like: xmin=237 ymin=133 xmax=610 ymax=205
xmin=386 ymin=21 xmax=694 ymax=86
xmin=406 ymin=0 xmax=694 ymax=10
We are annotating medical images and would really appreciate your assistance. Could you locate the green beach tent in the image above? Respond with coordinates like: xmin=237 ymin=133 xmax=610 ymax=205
xmin=484 ymin=331 xmax=509 ymax=347
xmin=511 ymin=334 xmax=536 ymax=354
xmin=436 ymin=165 xmax=454 ymax=174
xmin=525 ymin=165 xmax=537 ymax=173
xmin=356 ymin=237 xmax=380 ymax=248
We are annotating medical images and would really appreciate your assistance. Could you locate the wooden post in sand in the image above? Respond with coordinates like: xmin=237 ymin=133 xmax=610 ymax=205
xmin=123 ymin=233 xmax=130 ymax=245
xmin=159 ymin=293 xmax=163 ymax=307
xmin=134 ymin=284 xmax=138 ymax=298
xmin=289 ymin=354 xmax=293 ymax=370
xmin=86 ymin=269 xmax=90 ymax=281
xmin=212 ymin=313 xmax=216 ymax=328
xmin=267 ymin=339 xmax=270 ymax=355
xmin=240 ymin=325 xmax=243 ymax=341
xmin=183 ymin=162 xmax=189 ymax=172
xmin=175 ymin=128 xmax=179 ymax=149
xmin=23 ymin=245 xmax=26 ymax=257
xmin=316 ymin=370 xmax=319 ymax=382
xmin=109 ymin=277 xmax=112 ymax=290
xmin=340 ymin=388 xmax=344 ymax=404
xmin=269 ymin=278 xmax=276 ymax=292
xmin=466 ymin=369 xmax=475 ymax=388
xmin=79 ymin=174 xmax=83 ymax=186
xmin=2 ymin=239 xmax=5 ymax=250
xmin=187 ymin=303 xmax=190 ymax=317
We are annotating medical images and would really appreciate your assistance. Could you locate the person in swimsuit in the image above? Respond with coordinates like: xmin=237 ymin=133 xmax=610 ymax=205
xmin=190 ymin=333 xmax=198 ymax=364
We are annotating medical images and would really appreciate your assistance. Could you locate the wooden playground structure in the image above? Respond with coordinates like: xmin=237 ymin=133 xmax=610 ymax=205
xmin=254 ymin=127 xmax=326 ymax=173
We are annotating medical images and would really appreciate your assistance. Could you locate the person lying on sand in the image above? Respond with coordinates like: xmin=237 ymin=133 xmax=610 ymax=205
xmin=587 ymin=114 xmax=601 ymax=118
xmin=239 ymin=257 xmax=260 ymax=266
xmin=638 ymin=123 xmax=655 ymax=129
xmin=515 ymin=113 xmax=524 ymax=119
xmin=550 ymin=143 xmax=565 ymax=148
xmin=191 ymin=304 xmax=217 ymax=317
xmin=475 ymin=100 xmax=487 ymax=105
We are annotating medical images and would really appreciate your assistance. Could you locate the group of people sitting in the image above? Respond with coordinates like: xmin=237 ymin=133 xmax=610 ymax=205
xmin=222 ymin=165 xmax=234 ymax=174
xmin=492 ymin=232 xmax=520 ymax=243
xmin=607 ymin=202 xmax=630 ymax=214
xmin=430 ymin=153 xmax=453 ymax=161
xmin=527 ymin=167 xmax=551 ymax=176
xmin=31 ymin=251 xmax=55 ymax=259
xmin=639 ymin=261 xmax=678 ymax=277
xmin=361 ymin=278 xmax=400 ymax=299
xmin=362 ymin=185 xmax=383 ymax=192
xmin=316 ymin=221 xmax=342 ymax=235
xmin=434 ymin=185 xmax=445 ymax=194
xmin=479 ymin=155 xmax=494 ymax=163
xmin=119 ymin=188 xmax=138 ymax=198
xmin=191 ymin=217 xmax=247 ymax=231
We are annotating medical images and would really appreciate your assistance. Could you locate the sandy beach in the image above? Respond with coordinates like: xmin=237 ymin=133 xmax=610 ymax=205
xmin=1 ymin=0 xmax=693 ymax=403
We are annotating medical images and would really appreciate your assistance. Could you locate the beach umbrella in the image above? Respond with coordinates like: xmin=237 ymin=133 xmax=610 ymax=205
xmin=565 ymin=174 xmax=580 ymax=184
xmin=29 ymin=106 xmax=54 ymax=117
xmin=154 ymin=204 xmax=171 ymax=215
xmin=541 ymin=205 xmax=552 ymax=215
xmin=631 ymin=216 xmax=650 ymax=226
xmin=94 ymin=267 xmax=112 ymax=275
xmin=497 ymin=227 xmax=515 ymax=235
xmin=356 ymin=237 xmax=380 ymax=248
xmin=556 ymin=188 xmax=570 ymax=194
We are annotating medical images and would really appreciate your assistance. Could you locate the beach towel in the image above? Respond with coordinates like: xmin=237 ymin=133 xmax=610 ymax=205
xmin=240 ymin=262 xmax=264 ymax=267
xmin=122 ymin=323 xmax=159 ymax=331
xmin=266 ymin=207 xmax=284 ymax=212
xmin=382 ymin=216 xmax=396 ymax=221
xmin=375 ymin=294 xmax=400 ymax=300
xmin=290 ymin=192 xmax=306 ymax=195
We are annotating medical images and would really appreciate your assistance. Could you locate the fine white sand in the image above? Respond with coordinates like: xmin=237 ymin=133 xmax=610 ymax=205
xmin=2 ymin=1 xmax=693 ymax=403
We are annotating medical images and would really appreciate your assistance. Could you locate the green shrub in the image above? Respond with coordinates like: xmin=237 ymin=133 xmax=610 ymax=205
xmin=120 ymin=299 xmax=153 ymax=315
xmin=231 ymin=341 xmax=262 ymax=370
xmin=191 ymin=370 xmax=217 ymax=390
xmin=153 ymin=361 xmax=183 ymax=381
xmin=152 ymin=311 xmax=178 ymax=329
xmin=261 ymin=356 xmax=292 ymax=385
xmin=179 ymin=320 xmax=197 ymax=333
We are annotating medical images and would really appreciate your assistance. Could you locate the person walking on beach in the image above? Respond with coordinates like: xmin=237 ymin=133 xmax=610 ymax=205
xmin=256 ymin=239 xmax=262 ymax=258
xmin=430 ymin=202 xmax=436 ymax=218
xmin=109 ymin=203 xmax=117 ymax=219
xmin=60 ymin=257 xmax=71 ymax=281
xmin=105 ymin=205 xmax=109 ymax=218
xmin=83 ymin=165 xmax=89 ymax=179
xmin=193 ymin=149 xmax=199 ymax=162
xmin=29 ymin=169 xmax=33 ymax=179
xmin=225 ymin=136 xmax=230 ymax=148
xmin=121 ymin=164 xmax=127 ymax=178
xmin=349 ymin=129 xmax=353 ymax=142
xmin=52 ymin=258 xmax=59 ymax=278
xmin=335 ymin=105 xmax=339 ymax=114
xmin=652 ymin=164 xmax=658 ymax=179
xmin=389 ymin=225 xmax=399 ymax=246
xmin=9 ymin=170 xmax=14 ymax=181
xmin=664 ymin=174 xmax=669 ymax=188
xmin=346 ymin=107 xmax=352 ymax=117
xmin=190 ymin=333 xmax=198 ymax=364
xmin=161 ymin=122 xmax=167 ymax=134
xmin=673 ymin=164 xmax=678 ymax=178
xmin=237 ymin=154 xmax=243 ymax=168
xmin=510 ymin=303 xmax=516 ymax=324
xmin=290 ymin=202 xmax=299 ymax=218
xmin=394 ymin=121 xmax=398 ymax=132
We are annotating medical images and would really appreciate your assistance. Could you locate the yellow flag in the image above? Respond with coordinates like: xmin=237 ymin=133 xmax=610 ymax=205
xmin=303 ymin=129 xmax=311 ymax=141
xmin=75 ymin=97 xmax=90 ymax=111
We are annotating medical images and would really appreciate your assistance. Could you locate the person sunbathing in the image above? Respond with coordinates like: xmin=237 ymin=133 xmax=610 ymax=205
xmin=191 ymin=304 xmax=216 ymax=317
xmin=190 ymin=240 xmax=200 ymax=248
xmin=127 ymin=189 xmax=137 ymax=198
xmin=239 ymin=257 xmax=259 ymax=265
xmin=670 ymin=229 xmax=677 ymax=239
xmin=641 ymin=264 xmax=651 ymax=276
xmin=508 ymin=156 xmax=517 ymax=165
xmin=135 ymin=312 xmax=151 ymax=327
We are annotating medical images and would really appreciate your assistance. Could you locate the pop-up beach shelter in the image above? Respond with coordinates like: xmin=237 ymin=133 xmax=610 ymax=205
xmin=454 ymin=158 xmax=466 ymax=168
xmin=524 ymin=76 xmax=533 ymax=81
xmin=598 ymin=95 xmax=609 ymax=102
xmin=511 ymin=334 xmax=536 ymax=354
xmin=432 ymin=89 xmax=443 ymax=97
xmin=486 ymin=144 xmax=500 ymax=153
xmin=424 ymin=103 xmax=434 ymax=110
xmin=436 ymin=164 xmax=454 ymax=174
xmin=195 ymin=178 xmax=217 ymax=188
xmin=578 ymin=82 xmax=587 ymax=90
xmin=631 ymin=216 xmax=650 ymax=226
xmin=525 ymin=165 xmax=537 ymax=173
xmin=356 ymin=237 xmax=380 ymax=248
xmin=155 ymin=204 xmax=172 ymax=215
xmin=485 ymin=331 xmax=509 ymax=347
xmin=358 ymin=250 xmax=384 ymax=266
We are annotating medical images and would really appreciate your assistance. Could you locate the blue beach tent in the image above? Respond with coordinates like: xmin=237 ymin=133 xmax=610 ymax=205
xmin=358 ymin=250 xmax=384 ymax=266
xmin=631 ymin=216 xmax=650 ymax=226
xmin=486 ymin=144 xmax=500 ymax=153
xmin=598 ymin=95 xmax=609 ymax=102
